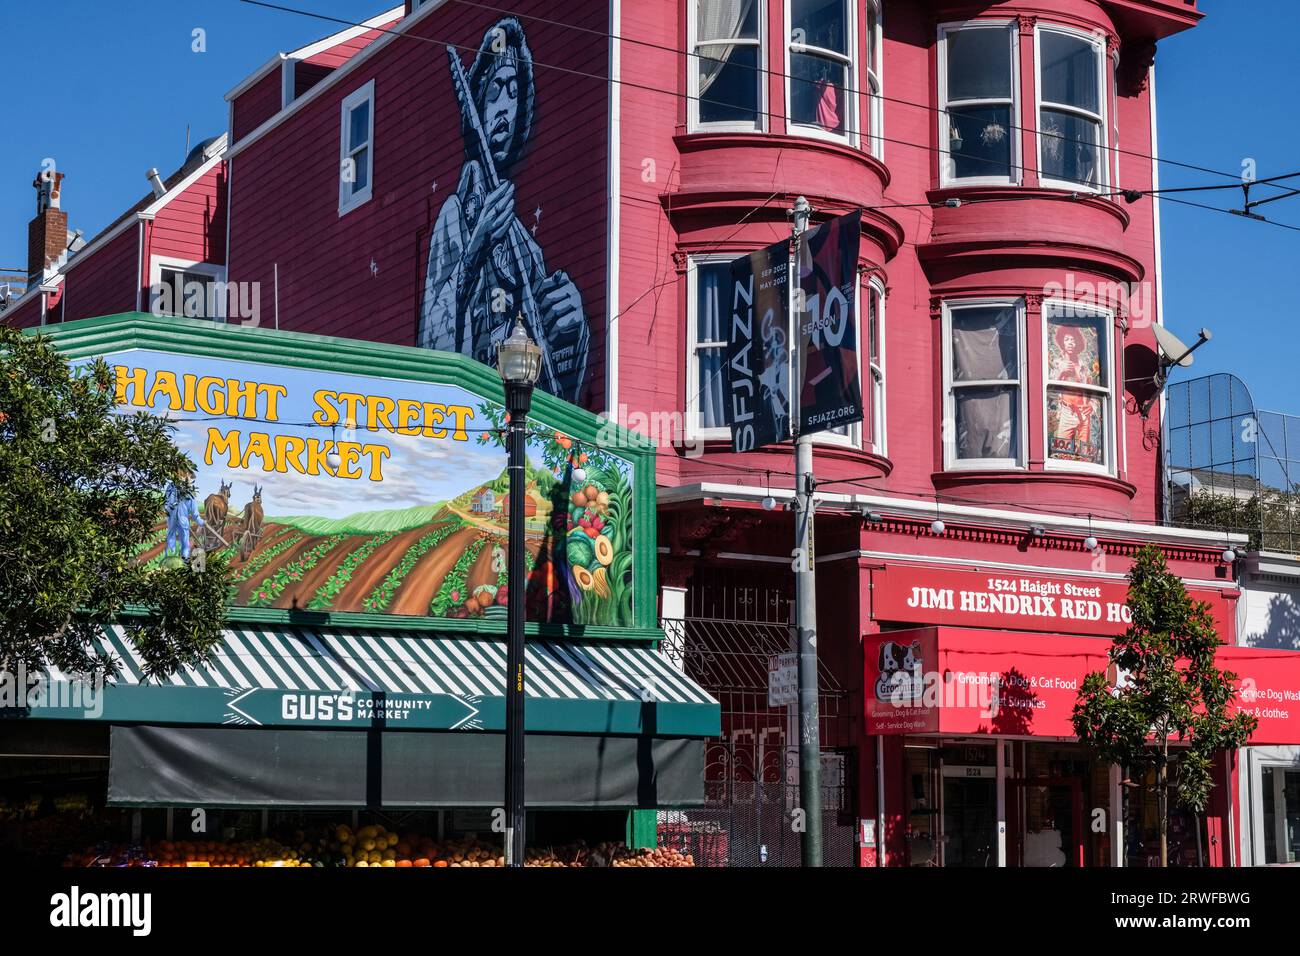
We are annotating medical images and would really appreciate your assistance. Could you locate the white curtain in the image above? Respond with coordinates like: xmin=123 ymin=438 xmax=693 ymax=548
xmin=697 ymin=0 xmax=755 ymax=96
xmin=952 ymin=308 xmax=1018 ymax=459
xmin=698 ymin=265 xmax=726 ymax=429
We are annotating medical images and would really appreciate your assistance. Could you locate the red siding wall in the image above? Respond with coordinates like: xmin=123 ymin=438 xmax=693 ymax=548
xmin=2 ymin=292 xmax=47 ymax=328
xmin=231 ymin=69 xmax=283 ymax=144
xmin=149 ymin=163 xmax=228 ymax=265
xmin=62 ymin=226 xmax=140 ymax=321
xmin=228 ymin=1 xmax=610 ymax=409
xmin=294 ymin=61 xmax=333 ymax=99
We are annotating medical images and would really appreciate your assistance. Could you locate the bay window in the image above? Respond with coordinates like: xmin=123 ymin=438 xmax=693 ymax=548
xmin=944 ymin=300 xmax=1025 ymax=468
xmin=1044 ymin=301 xmax=1113 ymax=470
xmin=687 ymin=258 xmax=732 ymax=440
xmin=788 ymin=0 xmax=855 ymax=140
xmin=691 ymin=0 xmax=764 ymax=130
xmin=1037 ymin=27 xmax=1107 ymax=189
xmin=939 ymin=22 xmax=1018 ymax=184
xmin=866 ymin=0 xmax=883 ymax=157
xmin=866 ymin=278 xmax=885 ymax=453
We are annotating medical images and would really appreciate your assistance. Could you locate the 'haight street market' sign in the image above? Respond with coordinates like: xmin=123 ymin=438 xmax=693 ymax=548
xmin=870 ymin=565 xmax=1235 ymax=638
xmin=81 ymin=349 xmax=637 ymax=626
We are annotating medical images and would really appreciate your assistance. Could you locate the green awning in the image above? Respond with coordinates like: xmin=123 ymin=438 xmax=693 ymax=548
xmin=25 ymin=624 xmax=720 ymax=738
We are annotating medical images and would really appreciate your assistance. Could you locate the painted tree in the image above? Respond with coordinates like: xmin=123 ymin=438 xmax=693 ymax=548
xmin=0 ymin=328 xmax=229 ymax=683
xmin=1072 ymin=544 xmax=1255 ymax=867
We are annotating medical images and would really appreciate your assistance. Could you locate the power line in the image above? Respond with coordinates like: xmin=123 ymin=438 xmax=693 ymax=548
xmin=440 ymin=0 xmax=1295 ymax=194
xmin=238 ymin=0 xmax=1300 ymax=229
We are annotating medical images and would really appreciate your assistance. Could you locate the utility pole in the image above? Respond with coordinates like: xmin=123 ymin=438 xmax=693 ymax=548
xmin=789 ymin=195 xmax=822 ymax=867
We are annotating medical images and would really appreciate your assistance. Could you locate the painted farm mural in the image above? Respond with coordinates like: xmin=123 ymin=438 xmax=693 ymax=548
xmin=98 ymin=350 xmax=633 ymax=626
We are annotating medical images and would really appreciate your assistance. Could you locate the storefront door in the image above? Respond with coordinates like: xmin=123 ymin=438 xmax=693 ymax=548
xmin=941 ymin=769 xmax=997 ymax=867
xmin=1263 ymin=766 xmax=1300 ymax=864
xmin=1007 ymin=778 xmax=1084 ymax=867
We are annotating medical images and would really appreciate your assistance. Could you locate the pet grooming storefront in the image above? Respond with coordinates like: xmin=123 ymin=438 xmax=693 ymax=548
xmin=861 ymin=563 xmax=1286 ymax=868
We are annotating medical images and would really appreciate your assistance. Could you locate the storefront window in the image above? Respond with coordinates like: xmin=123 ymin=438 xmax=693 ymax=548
xmin=692 ymin=0 xmax=764 ymax=129
xmin=1122 ymin=759 xmax=1204 ymax=867
xmin=1045 ymin=301 xmax=1112 ymax=471
xmin=1262 ymin=766 xmax=1300 ymax=864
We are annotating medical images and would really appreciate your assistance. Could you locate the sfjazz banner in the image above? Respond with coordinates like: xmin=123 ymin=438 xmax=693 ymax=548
xmin=725 ymin=239 xmax=792 ymax=452
xmin=796 ymin=210 xmax=863 ymax=435
xmin=75 ymin=349 xmax=636 ymax=627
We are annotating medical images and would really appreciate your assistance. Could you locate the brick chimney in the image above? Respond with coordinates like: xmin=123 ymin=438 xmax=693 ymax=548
xmin=27 ymin=169 xmax=68 ymax=283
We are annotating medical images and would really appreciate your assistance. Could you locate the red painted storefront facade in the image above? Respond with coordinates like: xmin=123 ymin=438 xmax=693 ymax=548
xmin=12 ymin=0 xmax=1300 ymax=865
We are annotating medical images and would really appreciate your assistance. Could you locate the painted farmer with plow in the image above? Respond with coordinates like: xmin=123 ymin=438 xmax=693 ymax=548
xmin=419 ymin=16 xmax=589 ymax=403
xmin=162 ymin=463 xmax=205 ymax=562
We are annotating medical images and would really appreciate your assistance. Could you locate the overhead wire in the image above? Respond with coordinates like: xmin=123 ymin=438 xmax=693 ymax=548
xmin=238 ymin=0 xmax=1300 ymax=230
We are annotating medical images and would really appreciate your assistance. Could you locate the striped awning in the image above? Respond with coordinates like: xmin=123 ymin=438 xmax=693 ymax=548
xmin=28 ymin=625 xmax=719 ymax=738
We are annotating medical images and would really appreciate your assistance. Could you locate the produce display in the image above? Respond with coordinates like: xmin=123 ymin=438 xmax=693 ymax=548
xmin=61 ymin=822 xmax=695 ymax=868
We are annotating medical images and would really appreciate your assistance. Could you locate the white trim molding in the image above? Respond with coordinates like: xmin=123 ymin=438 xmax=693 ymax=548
xmin=657 ymin=480 xmax=1251 ymax=549
xmin=338 ymin=79 xmax=376 ymax=216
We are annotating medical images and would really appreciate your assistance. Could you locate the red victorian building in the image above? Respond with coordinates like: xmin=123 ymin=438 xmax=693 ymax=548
xmin=8 ymin=0 xmax=1297 ymax=866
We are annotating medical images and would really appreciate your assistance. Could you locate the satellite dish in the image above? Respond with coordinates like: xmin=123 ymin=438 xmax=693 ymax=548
xmin=1152 ymin=325 xmax=1193 ymax=368
xmin=1152 ymin=325 xmax=1211 ymax=370
xmin=1137 ymin=325 xmax=1213 ymax=418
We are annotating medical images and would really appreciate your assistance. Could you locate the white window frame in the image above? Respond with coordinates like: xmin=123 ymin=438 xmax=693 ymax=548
xmin=1041 ymin=298 xmax=1116 ymax=476
xmin=865 ymin=275 xmax=886 ymax=455
xmin=784 ymin=0 xmax=858 ymax=146
xmin=148 ymin=255 xmax=228 ymax=321
xmin=942 ymin=297 xmax=1027 ymax=471
xmin=685 ymin=255 xmax=735 ymax=443
xmin=1034 ymin=24 xmax=1109 ymax=193
xmin=338 ymin=79 xmax=375 ymax=216
xmin=687 ymin=0 xmax=766 ymax=133
xmin=937 ymin=20 xmax=1021 ymax=187
xmin=866 ymin=0 xmax=884 ymax=159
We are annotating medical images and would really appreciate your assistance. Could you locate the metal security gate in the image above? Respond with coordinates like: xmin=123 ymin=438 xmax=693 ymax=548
xmin=658 ymin=615 xmax=859 ymax=867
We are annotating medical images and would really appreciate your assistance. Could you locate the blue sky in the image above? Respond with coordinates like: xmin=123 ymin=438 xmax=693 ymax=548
xmin=3 ymin=0 xmax=1296 ymax=410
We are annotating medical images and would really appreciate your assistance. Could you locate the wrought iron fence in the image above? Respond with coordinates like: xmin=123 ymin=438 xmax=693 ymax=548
xmin=658 ymin=616 xmax=859 ymax=867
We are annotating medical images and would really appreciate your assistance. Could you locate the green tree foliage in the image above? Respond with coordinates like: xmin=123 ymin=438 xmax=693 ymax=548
xmin=1071 ymin=545 xmax=1256 ymax=866
xmin=0 ymin=328 xmax=229 ymax=682
xmin=1179 ymin=487 xmax=1300 ymax=555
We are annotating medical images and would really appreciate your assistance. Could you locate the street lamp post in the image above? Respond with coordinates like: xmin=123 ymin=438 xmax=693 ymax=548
xmin=497 ymin=318 xmax=542 ymax=868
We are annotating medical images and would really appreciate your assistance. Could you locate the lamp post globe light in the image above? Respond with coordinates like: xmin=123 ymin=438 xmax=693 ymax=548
xmin=496 ymin=318 xmax=542 ymax=868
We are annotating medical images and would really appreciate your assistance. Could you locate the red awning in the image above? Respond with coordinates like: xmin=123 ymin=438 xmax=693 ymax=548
xmin=866 ymin=627 xmax=1300 ymax=746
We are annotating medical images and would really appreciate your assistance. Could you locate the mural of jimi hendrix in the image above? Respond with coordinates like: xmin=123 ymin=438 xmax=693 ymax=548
xmin=419 ymin=17 xmax=590 ymax=403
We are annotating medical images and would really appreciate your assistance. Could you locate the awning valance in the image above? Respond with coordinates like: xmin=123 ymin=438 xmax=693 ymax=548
xmin=23 ymin=625 xmax=719 ymax=738
xmin=866 ymin=627 xmax=1300 ymax=745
